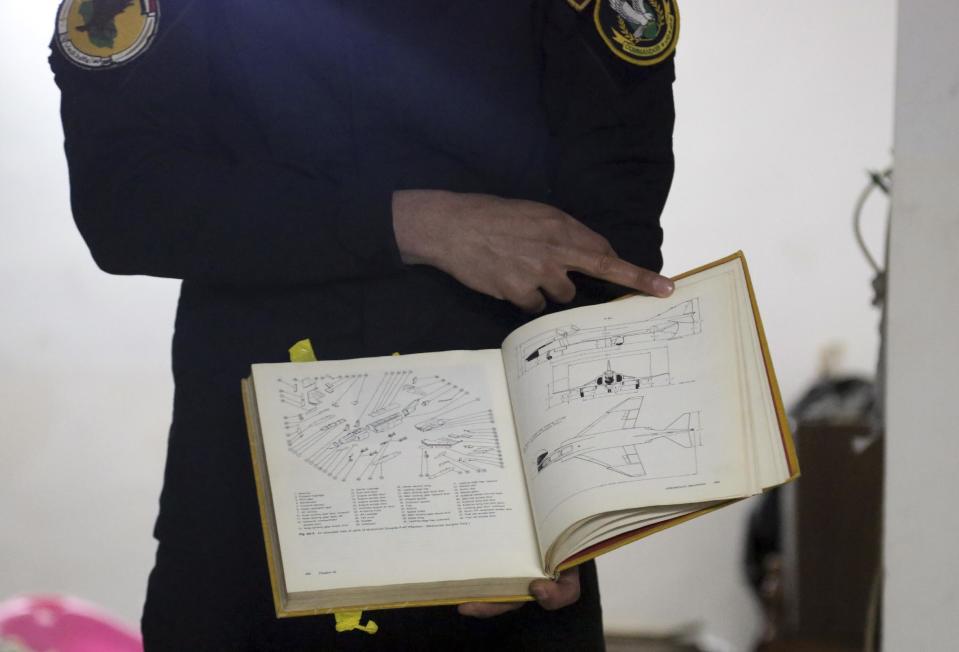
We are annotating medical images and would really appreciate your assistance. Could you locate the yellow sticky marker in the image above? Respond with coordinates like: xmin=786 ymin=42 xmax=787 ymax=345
xmin=288 ymin=339 xmax=317 ymax=363
xmin=392 ymin=352 xmax=401 ymax=356
xmin=334 ymin=610 xmax=378 ymax=635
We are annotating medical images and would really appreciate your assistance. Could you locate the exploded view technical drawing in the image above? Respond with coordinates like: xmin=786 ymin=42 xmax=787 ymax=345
xmin=275 ymin=371 xmax=504 ymax=482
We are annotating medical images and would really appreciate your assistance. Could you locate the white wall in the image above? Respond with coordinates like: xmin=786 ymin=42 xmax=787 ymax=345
xmin=0 ymin=0 xmax=178 ymax=627
xmin=598 ymin=3 xmax=895 ymax=649
xmin=0 ymin=0 xmax=895 ymax=646
xmin=883 ymin=1 xmax=959 ymax=649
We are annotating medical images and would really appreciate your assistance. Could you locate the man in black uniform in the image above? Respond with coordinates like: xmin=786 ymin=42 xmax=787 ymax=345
xmin=51 ymin=0 xmax=679 ymax=648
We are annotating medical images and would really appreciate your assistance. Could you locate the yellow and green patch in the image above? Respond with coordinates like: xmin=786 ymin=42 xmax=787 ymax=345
xmin=56 ymin=0 xmax=159 ymax=69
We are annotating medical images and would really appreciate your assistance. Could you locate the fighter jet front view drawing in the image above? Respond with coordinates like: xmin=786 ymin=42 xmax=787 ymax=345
xmin=535 ymin=397 xmax=703 ymax=479
xmin=546 ymin=349 xmax=671 ymax=408
xmin=518 ymin=298 xmax=702 ymax=375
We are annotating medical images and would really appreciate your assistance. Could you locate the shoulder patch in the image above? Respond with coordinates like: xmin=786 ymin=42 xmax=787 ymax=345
xmin=56 ymin=0 xmax=160 ymax=70
xmin=566 ymin=0 xmax=593 ymax=11
xmin=594 ymin=0 xmax=679 ymax=66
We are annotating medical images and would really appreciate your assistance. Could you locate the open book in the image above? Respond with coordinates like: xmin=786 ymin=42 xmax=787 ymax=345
xmin=242 ymin=252 xmax=799 ymax=616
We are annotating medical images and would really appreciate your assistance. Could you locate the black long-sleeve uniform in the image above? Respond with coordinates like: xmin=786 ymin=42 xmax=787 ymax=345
xmin=51 ymin=1 xmax=676 ymax=648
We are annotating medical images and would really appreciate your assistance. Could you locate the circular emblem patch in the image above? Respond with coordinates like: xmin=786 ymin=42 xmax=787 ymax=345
xmin=56 ymin=0 xmax=159 ymax=70
xmin=596 ymin=0 xmax=679 ymax=66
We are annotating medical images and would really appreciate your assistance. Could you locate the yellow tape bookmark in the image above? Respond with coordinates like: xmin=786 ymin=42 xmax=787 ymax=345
xmin=288 ymin=338 xmax=379 ymax=635
xmin=288 ymin=338 xmax=318 ymax=363
xmin=334 ymin=610 xmax=379 ymax=635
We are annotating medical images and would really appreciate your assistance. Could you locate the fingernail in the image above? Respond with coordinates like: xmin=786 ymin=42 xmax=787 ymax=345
xmin=531 ymin=586 xmax=548 ymax=601
xmin=654 ymin=277 xmax=674 ymax=296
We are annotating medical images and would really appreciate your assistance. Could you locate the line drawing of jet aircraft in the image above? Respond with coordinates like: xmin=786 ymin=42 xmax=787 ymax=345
xmin=581 ymin=359 xmax=638 ymax=395
xmin=520 ymin=299 xmax=702 ymax=372
xmin=535 ymin=397 xmax=702 ymax=478
xmin=553 ymin=359 xmax=671 ymax=404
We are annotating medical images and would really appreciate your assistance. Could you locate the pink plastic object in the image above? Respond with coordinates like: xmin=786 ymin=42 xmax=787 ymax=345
xmin=0 ymin=595 xmax=142 ymax=652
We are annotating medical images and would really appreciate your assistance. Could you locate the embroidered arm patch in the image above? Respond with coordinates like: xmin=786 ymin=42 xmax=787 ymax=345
xmin=567 ymin=0 xmax=679 ymax=66
xmin=56 ymin=0 xmax=160 ymax=69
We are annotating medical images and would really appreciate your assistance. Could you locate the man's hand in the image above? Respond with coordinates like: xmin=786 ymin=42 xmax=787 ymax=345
xmin=457 ymin=567 xmax=581 ymax=619
xmin=393 ymin=190 xmax=673 ymax=313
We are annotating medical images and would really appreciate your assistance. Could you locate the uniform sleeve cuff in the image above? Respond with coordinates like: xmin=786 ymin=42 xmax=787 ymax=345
xmin=335 ymin=185 xmax=406 ymax=278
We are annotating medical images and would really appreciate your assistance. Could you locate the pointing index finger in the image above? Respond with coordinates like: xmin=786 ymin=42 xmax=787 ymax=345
xmin=566 ymin=248 xmax=674 ymax=297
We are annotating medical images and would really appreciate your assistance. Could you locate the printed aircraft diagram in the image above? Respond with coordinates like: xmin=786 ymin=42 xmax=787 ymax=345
xmin=535 ymin=397 xmax=702 ymax=479
xmin=277 ymin=372 xmax=502 ymax=481
xmin=547 ymin=347 xmax=671 ymax=408
xmin=419 ymin=430 xmax=502 ymax=479
xmin=564 ymin=359 xmax=664 ymax=400
xmin=520 ymin=299 xmax=701 ymax=374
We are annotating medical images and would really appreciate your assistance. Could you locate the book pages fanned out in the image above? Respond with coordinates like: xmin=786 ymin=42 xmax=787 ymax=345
xmin=242 ymin=252 xmax=798 ymax=616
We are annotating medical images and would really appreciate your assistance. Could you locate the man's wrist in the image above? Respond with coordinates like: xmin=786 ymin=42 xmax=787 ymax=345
xmin=392 ymin=189 xmax=450 ymax=266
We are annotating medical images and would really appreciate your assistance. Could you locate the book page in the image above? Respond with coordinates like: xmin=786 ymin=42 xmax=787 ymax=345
xmin=251 ymin=350 xmax=545 ymax=594
xmin=501 ymin=263 xmax=756 ymax=554
xmin=687 ymin=257 xmax=791 ymax=487
xmin=735 ymin=273 xmax=793 ymax=486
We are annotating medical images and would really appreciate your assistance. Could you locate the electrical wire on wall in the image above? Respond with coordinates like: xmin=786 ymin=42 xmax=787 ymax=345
xmin=850 ymin=166 xmax=892 ymax=437
xmin=853 ymin=167 xmax=892 ymax=308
